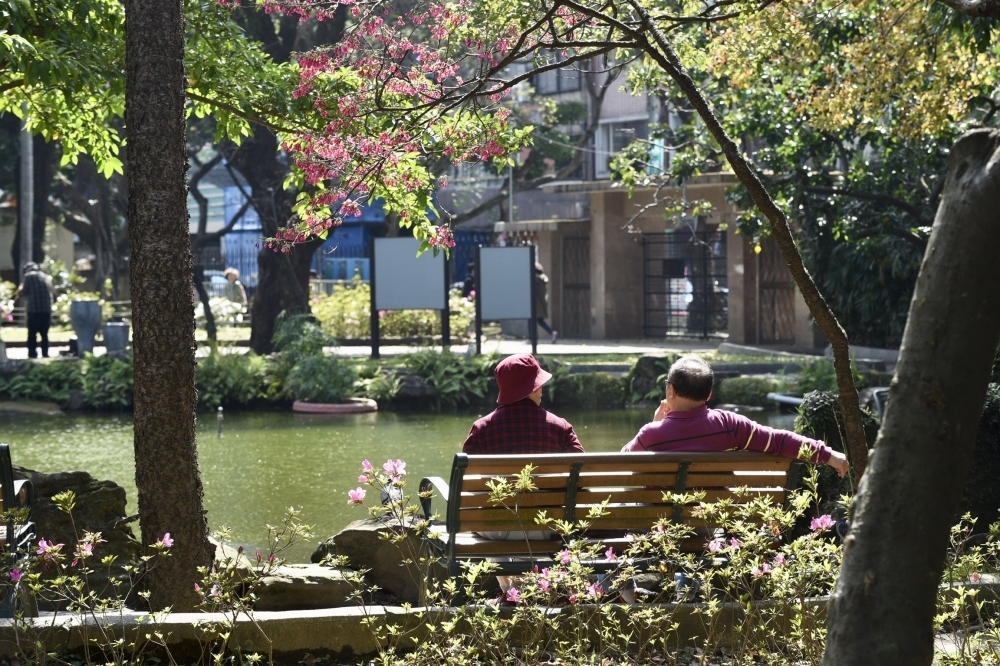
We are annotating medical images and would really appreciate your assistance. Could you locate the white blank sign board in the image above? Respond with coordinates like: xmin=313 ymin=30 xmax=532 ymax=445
xmin=373 ymin=238 xmax=445 ymax=310
xmin=480 ymin=246 xmax=532 ymax=320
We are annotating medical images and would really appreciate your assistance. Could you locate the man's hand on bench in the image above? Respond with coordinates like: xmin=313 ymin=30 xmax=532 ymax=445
xmin=828 ymin=451 xmax=850 ymax=478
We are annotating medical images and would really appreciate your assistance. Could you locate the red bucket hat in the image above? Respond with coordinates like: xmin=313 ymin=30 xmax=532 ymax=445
xmin=495 ymin=354 xmax=552 ymax=405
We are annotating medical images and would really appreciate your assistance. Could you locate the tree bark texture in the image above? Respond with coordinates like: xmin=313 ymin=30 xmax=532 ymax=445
xmin=223 ymin=127 xmax=321 ymax=354
xmin=125 ymin=0 xmax=214 ymax=611
xmin=627 ymin=0 xmax=870 ymax=474
xmin=823 ymin=129 xmax=1000 ymax=666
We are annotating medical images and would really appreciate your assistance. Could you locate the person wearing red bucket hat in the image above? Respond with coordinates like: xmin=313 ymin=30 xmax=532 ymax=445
xmin=462 ymin=354 xmax=583 ymax=454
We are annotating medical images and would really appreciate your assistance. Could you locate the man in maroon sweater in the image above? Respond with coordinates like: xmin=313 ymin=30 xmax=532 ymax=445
xmin=622 ymin=356 xmax=849 ymax=477
xmin=463 ymin=354 xmax=584 ymax=454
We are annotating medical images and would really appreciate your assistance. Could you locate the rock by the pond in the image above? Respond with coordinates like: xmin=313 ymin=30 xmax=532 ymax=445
xmin=312 ymin=518 xmax=427 ymax=604
xmin=12 ymin=465 xmax=140 ymax=598
xmin=395 ymin=372 xmax=438 ymax=400
xmin=0 ymin=401 xmax=63 ymax=416
xmin=254 ymin=564 xmax=356 ymax=611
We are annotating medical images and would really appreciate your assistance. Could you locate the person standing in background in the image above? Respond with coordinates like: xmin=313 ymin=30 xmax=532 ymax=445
xmin=223 ymin=267 xmax=248 ymax=309
xmin=17 ymin=262 xmax=53 ymax=359
xmin=534 ymin=262 xmax=557 ymax=343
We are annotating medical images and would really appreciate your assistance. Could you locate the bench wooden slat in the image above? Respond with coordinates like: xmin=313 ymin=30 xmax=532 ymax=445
xmin=459 ymin=471 xmax=788 ymax=492
xmin=457 ymin=487 xmax=785 ymax=509
xmin=464 ymin=460 xmax=791 ymax=476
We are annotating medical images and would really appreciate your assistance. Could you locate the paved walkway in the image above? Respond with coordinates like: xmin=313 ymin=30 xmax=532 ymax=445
xmin=1 ymin=338 xmax=719 ymax=361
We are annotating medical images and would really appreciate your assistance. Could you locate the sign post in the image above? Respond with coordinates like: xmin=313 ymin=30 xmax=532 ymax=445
xmin=476 ymin=245 xmax=536 ymax=356
xmin=370 ymin=237 xmax=447 ymax=359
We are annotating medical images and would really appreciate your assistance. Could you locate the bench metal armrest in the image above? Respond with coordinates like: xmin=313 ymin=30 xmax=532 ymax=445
xmin=12 ymin=480 xmax=32 ymax=510
xmin=419 ymin=477 xmax=449 ymax=519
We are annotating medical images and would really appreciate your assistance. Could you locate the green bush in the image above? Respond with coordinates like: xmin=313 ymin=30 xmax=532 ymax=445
xmin=0 ymin=361 xmax=83 ymax=403
xmin=82 ymin=354 xmax=133 ymax=410
xmin=625 ymin=354 xmax=678 ymax=403
xmin=797 ymin=358 xmax=866 ymax=394
xmin=549 ymin=372 xmax=626 ymax=410
xmin=400 ymin=349 xmax=495 ymax=409
xmin=716 ymin=376 xmax=780 ymax=407
xmin=196 ymin=351 xmax=266 ymax=409
xmin=312 ymin=275 xmax=475 ymax=340
xmin=269 ymin=313 xmax=357 ymax=404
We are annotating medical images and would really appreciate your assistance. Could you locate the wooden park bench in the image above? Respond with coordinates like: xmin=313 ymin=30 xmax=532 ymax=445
xmin=0 ymin=444 xmax=34 ymax=556
xmin=419 ymin=452 xmax=804 ymax=577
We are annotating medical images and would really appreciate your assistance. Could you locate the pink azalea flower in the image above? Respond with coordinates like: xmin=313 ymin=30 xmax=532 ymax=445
xmin=773 ymin=553 xmax=786 ymax=567
xmin=255 ymin=551 xmax=262 ymax=561
xmin=971 ymin=572 xmax=981 ymax=583
xmin=210 ymin=584 xmax=221 ymax=598
xmin=605 ymin=546 xmax=617 ymax=561
xmin=362 ymin=459 xmax=374 ymax=473
xmin=569 ymin=594 xmax=578 ymax=603
xmin=538 ymin=577 xmax=550 ymax=593
xmin=10 ymin=569 xmax=21 ymax=582
xmin=708 ymin=539 xmax=724 ymax=553
xmin=358 ymin=475 xmax=369 ymax=483
xmin=587 ymin=583 xmax=603 ymax=598
xmin=810 ymin=515 xmax=836 ymax=532
xmin=505 ymin=587 xmax=520 ymax=602
xmin=751 ymin=563 xmax=772 ymax=577
xmin=157 ymin=533 xmax=174 ymax=548
xmin=729 ymin=538 xmax=741 ymax=550
xmin=348 ymin=487 xmax=367 ymax=504
xmin=194 ymin=583 xmax=201 ymax=592
xmin=382 ymin=459 xmax=407 ymax=477
xmin=558 ymin=550 xmax=571 ymax=565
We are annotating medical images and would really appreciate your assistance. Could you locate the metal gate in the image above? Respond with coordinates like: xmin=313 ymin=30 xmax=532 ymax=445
xmin=643 ymin=228 xmax=728 ymax=339
xmin=562 ymin=237 xmax=591 ymax=338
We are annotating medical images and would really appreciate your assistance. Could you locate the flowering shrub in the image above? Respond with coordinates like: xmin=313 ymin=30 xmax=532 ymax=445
xmin=312 ymin=275 xmax=475 ymax=341
xmin=195 ymin=296 xmax=246 ymax=325
xmin=335 ymin=458 xmax=1000 ymax=665
xmin=0 ymin=280 xmax=15 ymax=323
xmin=53 ymin=292 xmax=115 ymax=326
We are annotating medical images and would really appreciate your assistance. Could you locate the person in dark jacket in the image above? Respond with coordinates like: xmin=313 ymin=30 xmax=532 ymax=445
xmin=534 ymin=262 xmax=557 ymax=343
xmin=463 ymin=353 xmax=582 ymax=454
xmin=17 ymin=263 xmax=54 ymax=359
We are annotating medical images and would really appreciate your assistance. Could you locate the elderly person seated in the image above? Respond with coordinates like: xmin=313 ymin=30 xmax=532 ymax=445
xmin=622 ymin=356 xmax=849 ymax=476
xmin=463 ymin=353 xmax=583 ymax=454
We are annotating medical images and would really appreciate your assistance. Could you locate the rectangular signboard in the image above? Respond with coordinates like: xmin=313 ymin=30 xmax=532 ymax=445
xmin=373 ymin=237 xmax=446 ymax=311
xmin=479 ymin=246 xmax=532 ymax=320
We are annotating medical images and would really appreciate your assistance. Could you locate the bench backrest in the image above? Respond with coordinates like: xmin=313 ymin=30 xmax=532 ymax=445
xmin=444 ymin=452 xmax=801 ymax=535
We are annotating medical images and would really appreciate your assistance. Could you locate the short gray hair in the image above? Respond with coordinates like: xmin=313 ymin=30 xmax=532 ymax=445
xmin=667 ymin=356 xmax=714 ymax=402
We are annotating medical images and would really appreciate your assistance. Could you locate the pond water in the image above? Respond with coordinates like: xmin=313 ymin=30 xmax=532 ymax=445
xmin=0 ymin=407 xmax=796 ymax=562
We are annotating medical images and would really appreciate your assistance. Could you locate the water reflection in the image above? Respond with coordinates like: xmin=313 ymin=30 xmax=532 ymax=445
xmin=0 ymin=406 xmax=792 ymax=561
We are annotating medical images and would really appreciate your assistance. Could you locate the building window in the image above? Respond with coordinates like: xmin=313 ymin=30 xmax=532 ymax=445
xmin=595 ymin=118 xmax=649 ymax=178
xmin=533 ymin=54 xmax=583 ymax=94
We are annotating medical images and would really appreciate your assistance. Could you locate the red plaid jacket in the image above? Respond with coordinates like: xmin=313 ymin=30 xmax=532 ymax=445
xmin=462 ymin=399 xmax=584 ymax=454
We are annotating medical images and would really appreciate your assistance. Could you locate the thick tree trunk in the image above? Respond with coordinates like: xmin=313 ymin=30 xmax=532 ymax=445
xmin=223 ymin=127 xmax=321 ymax=354
xmin=125 ymin=0 xmax=214 ymax=611
xmin=628 ymin=0 xmax=870 ymax=474
xmin=823 ymin=129 xmax=1000 ymax=665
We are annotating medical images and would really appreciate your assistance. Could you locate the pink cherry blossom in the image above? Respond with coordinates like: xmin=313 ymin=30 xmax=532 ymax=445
xmin=810 ymin=515 xmax=836 ymax=532
xmin=348 ymin=487 xmax=367 ymax=504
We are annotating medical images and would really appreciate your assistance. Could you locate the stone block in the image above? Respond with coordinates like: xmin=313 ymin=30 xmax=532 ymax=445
xmin=254 ymin=564 xmax=356 ymax=611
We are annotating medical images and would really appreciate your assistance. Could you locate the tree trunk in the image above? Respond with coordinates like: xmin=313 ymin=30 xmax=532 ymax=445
xmin=125 ymin=0 xmax=214 ymax=611
xmin=628 ymin=0 xmax=870 ymax=474
xmin=223 ymin=126 xmax=321 ymax=354
xmin=823 ymin=129 xmax=1000 ymax=665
